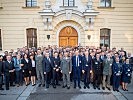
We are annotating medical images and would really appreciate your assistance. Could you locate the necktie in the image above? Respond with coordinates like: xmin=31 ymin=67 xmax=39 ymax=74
xmin=76 ymin=56 xmax=78 ymax=67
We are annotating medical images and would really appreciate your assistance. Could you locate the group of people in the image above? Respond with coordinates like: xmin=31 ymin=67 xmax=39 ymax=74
xmin=0 ymin=45 xmax=133 ymax=92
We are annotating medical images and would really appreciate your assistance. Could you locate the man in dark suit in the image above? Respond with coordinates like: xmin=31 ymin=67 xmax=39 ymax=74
xmin=82 ymin=50 xmax=92 ymax=89
xmin=52 ymin=52 xmax=61 ymax=88
xmin=72 ymin=50 xmax=82 ymax=89
xmin=43 ymin=52 xmax=54 ymax=88
xmin=4 ymin=55 xmax=15 ymax=90
xmin=0 ymin=55 xmax=4 ymax=90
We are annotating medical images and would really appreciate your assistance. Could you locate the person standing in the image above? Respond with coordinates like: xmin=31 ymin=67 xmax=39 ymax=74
xmin=92 ymin=53 xmax=102 ymax=90
xmin=82 ymin=50 xmax=92 ymax=89
xmin=52 ymin=52 xmax=61 ymax=88
xmin=29 ymin=54 xmax=36 ymax=86
xmin=43 ymin=52 xmax=54 ymax=88
xmin=35 ymin=49 xmax=45 ymax=87
xmin=14 ymin=54 xmax=23 ymax=87
xmin=72 ymin=50 xmax=82 ymax=89
xmin=4 ymin=55 xmax=15 ymax=90
xmin=21 ymin=53 xmax=30 ymax=86
xmin=122 ymin=58 xmax=132 ymax=91
xmin=60 ymin=52 xmax=72 ymax=89
xmin=0 ymin=55 xmax=4 ymax=90
xmin=112 ymin=57 xmax=123 ymax=92
xmin=102 ymin=53 xmax=113 ymax=90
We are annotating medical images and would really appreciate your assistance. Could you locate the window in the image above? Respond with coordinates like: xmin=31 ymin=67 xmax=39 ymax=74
xmin=26 ymin=28 xmax=37 ymax=48
xmin=63 ymin=0 xmax=75 ymax=7
xmin=100 ymin=28 xmax=110 ymax=48
xmin=0 ymin=29 xmax=2 ymax=50
xmin=26 ymin=0 xmax=37 ymax=7
xmin=100 ymin=0 xmax=111 ymax=7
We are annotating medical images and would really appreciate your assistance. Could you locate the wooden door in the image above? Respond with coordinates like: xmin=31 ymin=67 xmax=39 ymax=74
xmin=59 ymin=37 xmax=68 ymax=47
xmin=59 ymin=26 xmax=78 ymax=47
xmin=68 ymin=37 xmax=78 ymax=47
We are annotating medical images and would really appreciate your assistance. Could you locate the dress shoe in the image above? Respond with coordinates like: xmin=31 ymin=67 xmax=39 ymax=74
xmin=78 ymin=86 xmax=81 ymax=89
xmin=93 ymin=86 xmax=96 ymax=89
xmin=67 ymin=86 xmax=70 ymax=89
xmin=84 ymin=86 xmax=86 ymax=89
xmin=0 ymin=88 xmax=4 ymax=90
xmin=87 ymin=86 xmax=90 ymax=89
xmin=74 ymin=86 xmax=76 ymax=89
xmin=62 ymin=86 xmax=66 ymax=88
xmin=97 ymin=87 xmax=100 ymax=90
xmin=102 ymin=87 xmax=105 ymax=90
xmin=116 ymin=89 xmax=119 ymax=92
xmin=113 ymin=89 xmax=116 ymax=91
xmin=6 ymin=88 xmax=9 ymax=90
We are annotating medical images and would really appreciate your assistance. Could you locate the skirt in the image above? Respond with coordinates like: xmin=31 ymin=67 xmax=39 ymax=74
xmin=23 ymin=69 xmax=29 ymax=78
xmin=31 ymin=67 xmax=36 ymax=76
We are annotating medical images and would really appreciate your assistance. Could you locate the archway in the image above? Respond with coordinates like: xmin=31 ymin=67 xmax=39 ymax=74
xmin=59 ymin=26 xmax=78 ymax=47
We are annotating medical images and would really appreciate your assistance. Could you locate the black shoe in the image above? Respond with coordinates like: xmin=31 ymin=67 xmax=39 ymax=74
xmin=107 ymin=87 xmax=111 ymax=91
xmin=10 ymin=84 xmax=15 ymax=87
xmin=38 ymin=84 xmax=41 ymax=87
xmin=67 ymin=86 xmax=70 ymax=89
xmin=87 ymin=86 xmax=90 ymax=89
xmin=84 ymin=86 xmax=86 ymax=89
xmin=53 ymin=85 xmax=56 ymax=88
xmin=74 ymin=86 xmax=76 ymax=89
xmin=93 ymin=86 xmax=96 ymax=89
xmin=62 ymin=86 xmax=66 ymax=88
xmin=113 ymin=89 xmax=116 ymax=91
xmin=0 ymin=88 xmax=4 ymax=90
xmin=78 ymin=86 xmax=81 ymax=89
xmin=116 ymin=89 xmax=119 ymax=92
xmin=6 ymin=88 xmax=9 ymax=90
xmin=42 ymin=84 xmax=45 ymax=87
xmin=102 ymin=87 xmax=105 ymax=90
xmin=97 ymin=87 xmax=100 ymax=90
xmin=46 ymin=86 xmax=49 ymax=88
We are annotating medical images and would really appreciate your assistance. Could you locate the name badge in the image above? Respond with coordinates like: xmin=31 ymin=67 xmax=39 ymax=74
xmin=128 ymin=69 xmax=130 ymax=71
xmin=55 ymin=65 xmax=57 ymax=67
xmin=80 ymin=61 xmax=81 ymax=63
xmin=128 ymin=74 xmax=131 ymax=76
xmin=95 ymin=62 xmax=98 ymax=64
xmin=86 ymin=64 xmax=88 ymax=66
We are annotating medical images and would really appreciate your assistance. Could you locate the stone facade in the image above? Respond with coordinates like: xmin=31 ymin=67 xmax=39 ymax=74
xmin=0 ymin=0 xmax=133 ymax=53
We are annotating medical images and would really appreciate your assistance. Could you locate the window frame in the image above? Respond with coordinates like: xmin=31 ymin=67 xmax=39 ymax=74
xmin=0 ymin=29 xmax=2 ymax=51
xmin=100 ymin=28 xmax=111 ymax=48
xmin=100 ymin=0 xmax=112 ymax=7
xmin=63 ymin=0 xmax=75 ymax=7
xmin=26 ymin=0 xmax=37 ymax=7
xmin=26 ymin=28 xmax=37 ymax=48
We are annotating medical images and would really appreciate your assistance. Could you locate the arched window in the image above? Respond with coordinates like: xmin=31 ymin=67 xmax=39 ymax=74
xmin=26 ymin=28 xmax=37 ymax=48
xmin=100 ymin=0 xmax=111 ymax=7
xmin=0 ymin=29 xmax=2 ymax=50
xmin=63 ymin=0 xmax=75 ymax=7
xmin=100 ymin=28 xmax=111 ymax=48
xmin=26 ymin=0 xmax=37 ymax=7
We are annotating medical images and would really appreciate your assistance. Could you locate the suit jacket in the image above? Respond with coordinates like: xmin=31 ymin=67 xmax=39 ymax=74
xmin=92 ymin=58 xmax=102 ymax=75
xmin=72 ymin=55 xmax=82 ymax=70
xmin=0 ymin=61 xmax=3 ymax=75
xmin=82 ymin=55 xmax=92 ymax=71
xmin=52 ymin=57 xmax=60 ymax=69
xmin=21 ymin=59 xmax=30 ymax=70
xmin=60 ymin=57 xmax=72 ymax=74
xmin=122 ymin=63 xmax=132 ymax=77
xmin=4 ymin=60 xmax=15 ymax=76
xmin=43 ymin=57 xmax=54 ymax=72
xmin=112 ymin=62 xmax=123 ymax=76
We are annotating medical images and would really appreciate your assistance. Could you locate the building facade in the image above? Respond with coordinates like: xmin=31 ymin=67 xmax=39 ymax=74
xmin=0 ymin=0 xmax=133 ymax=53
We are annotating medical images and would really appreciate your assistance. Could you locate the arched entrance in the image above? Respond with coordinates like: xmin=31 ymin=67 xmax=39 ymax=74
xmin=59 ymin=26 xmax=78 ymax=47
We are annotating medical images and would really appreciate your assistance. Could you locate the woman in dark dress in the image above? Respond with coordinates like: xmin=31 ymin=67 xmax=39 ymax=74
xmin=21 ymin=53 xmax=30 ymax=86
xmin=29 ymin=54 xmax=36 ymax=86
xmin=122 ymin=58 xmax=132 ymax=91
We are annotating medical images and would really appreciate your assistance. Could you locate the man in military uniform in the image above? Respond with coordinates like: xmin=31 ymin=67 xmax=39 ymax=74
xmin=60 ymin=52 xmax=72 ymax=89
xmin=35 ymin=49 xmax=45 ymax=87
xmin=52 ymin=52 xmax=61 ymax=88
xmin=112 ymin=57 xmax=123 ymax=92
xmin=92 ymin=53 xmax=102 ymax=90
xmin=102 ymin=53 xmax=113 ymax=90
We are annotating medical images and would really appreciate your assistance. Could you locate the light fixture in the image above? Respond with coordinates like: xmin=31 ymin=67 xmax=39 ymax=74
xmin=47 ymin=35 xmax=50 ymax=40
xmin=87 ymin=35 xmax=91 ymax=40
